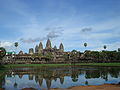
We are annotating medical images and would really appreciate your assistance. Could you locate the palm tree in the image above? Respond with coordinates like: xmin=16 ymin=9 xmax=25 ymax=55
xmin=84 ymin=43 xmax=87 ymax=52
xmin=14 ymin=42 xmax=18 ymax=54
xmin=103 ymin=45 xmax=107 ymax=50
xmin=14 ymin=42 xmax=18 ymax=48
xmin=0 ymin=47 xmax=6 ymax=61
xmin=84 ymin=43 xmax=87 ymax=48
xmin=14 ymin=75 xmax=18 ymax=88
xmin=0 ymin=41 xmax=1 ymax=47
xmin=118 ymin=48 xmax=120 ymax=52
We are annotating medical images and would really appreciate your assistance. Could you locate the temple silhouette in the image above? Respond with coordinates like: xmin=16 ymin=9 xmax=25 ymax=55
xmin=29 ymin=39 xmax=64 ymax=55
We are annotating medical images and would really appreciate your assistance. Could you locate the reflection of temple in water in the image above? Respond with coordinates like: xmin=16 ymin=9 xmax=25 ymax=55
xmin=0 ymin=73 xmax=5 ymax=88
xmin=3 ymin=66 xmax=120 ymax=89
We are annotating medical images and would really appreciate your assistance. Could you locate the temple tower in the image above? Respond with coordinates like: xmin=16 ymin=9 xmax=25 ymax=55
xmin=38 ymin=42 xmax=43 ymax=53
xmin=53 ymin=45 xmax=57 ymax=50
xmin=45 ymin=39 xmax=52 ymax=49
xmin=19 ymin=51 xmax=24 ymax=55
xmin=59 ymin=43 xmax=64 ymax=52
xmin=29 ymin=48 xmax=34 ymax=55
xmin=35 ymin=45 xmax=39 ymax=53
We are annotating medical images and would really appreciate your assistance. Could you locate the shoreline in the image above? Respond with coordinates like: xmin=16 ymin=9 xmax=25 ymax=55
xmin=1 ymin=84 xmax=119 ymax=90
xmin=3 ymin=63 xmax=120 ymax=67
xmin=50 ymin=84 xmax=120 ymax=90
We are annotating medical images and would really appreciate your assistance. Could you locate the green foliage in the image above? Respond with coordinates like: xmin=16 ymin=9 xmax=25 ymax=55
xmin=103 ymin=45 xmax=107 ymax=49
xmin=38 ymin=53 xmax=43 ymax=57
xmin=63 ymin=53 xmax=69 ymax=60
xmin=0 ymin=47 xmax=6 ymax=61
xmin=14 ymin=42 xmax=18 ymax=47
xmin=84 ymin=50 xmax=120 ymax=62
xmin=118 ymin=48 xmax=120 ymax=52
xmin=31 ymin=53 xmax=43 ymax=58
xmin=70 ymin=52 xmax=77 ymax=58
xmin=44 ymin=52 xmax=53 ymax=60
xmin=71 ymin=50 xmax=77 ymax=52
xmin=84 ymin=50 xmax=91 ymax=57
xmin=84 ymin=43 xmax=87 ymax=47
xmin=31 ymin=53 xmax=36 ymax=58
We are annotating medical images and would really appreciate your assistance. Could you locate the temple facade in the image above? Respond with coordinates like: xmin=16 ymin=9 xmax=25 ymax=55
xmin=28 ymin=39 xmax=65 ymax=62
xmin=29 ymin=39 xmax=64 ymax=54
xmin=29 ymin=48 xmax=34 ymax=55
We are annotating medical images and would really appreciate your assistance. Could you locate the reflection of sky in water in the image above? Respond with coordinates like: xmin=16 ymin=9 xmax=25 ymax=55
xmin=1 ymin=66 xmax=120 ymax=90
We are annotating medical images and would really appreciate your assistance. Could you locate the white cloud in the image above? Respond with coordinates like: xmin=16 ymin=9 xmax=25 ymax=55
xmin=0 ymin=41 xmax=13 ymax=47
xmin=0 ymin=41 xmax=15 ymax=52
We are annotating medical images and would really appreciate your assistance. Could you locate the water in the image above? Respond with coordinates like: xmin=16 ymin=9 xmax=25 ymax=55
xmin=0 ymin=66 xmax=120 ymax=90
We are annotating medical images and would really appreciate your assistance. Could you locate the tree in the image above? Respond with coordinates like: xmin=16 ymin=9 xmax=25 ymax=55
xmin=84 ymin=43 xmax=87 ymax=48
xmin=63 ymin=53 xmax=70 ymax=61
xmin=84 ymin=43 xmax=88 ymax=54
xmin=118 ymin=48 xmax=120 ymax=52
xmin=103 ymin=45 xmax=107 ymax=50
xmin=44 ymin=52 xmax=53 ymax=60
xmin=71 ymin=50 xmax=77 ymax=52
xmin=0 ymin=47 xmax=6 ymax=61
xmin=14 ymin=42 xmax=18 ymax=48
xmin=14 ymin=42 xmax=18 ymax=54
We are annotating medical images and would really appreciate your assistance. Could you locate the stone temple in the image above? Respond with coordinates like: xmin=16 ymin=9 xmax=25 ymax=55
xmin=28 ymin=39 xmax=65 ymax=61
xmin=3 ymin=39 xmax=82 ymax=64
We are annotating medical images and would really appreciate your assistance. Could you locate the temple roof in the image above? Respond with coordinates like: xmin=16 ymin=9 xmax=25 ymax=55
xmin=45 ymin=39 xmax=52 ymax=49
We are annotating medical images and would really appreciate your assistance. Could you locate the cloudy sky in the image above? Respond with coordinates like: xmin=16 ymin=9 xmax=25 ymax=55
xmin=0 ymin=0 xmax=120 ymax=53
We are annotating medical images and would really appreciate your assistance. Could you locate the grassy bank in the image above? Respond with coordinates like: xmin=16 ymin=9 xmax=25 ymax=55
xmin=4 ymin=63 xmax=120 ymax=67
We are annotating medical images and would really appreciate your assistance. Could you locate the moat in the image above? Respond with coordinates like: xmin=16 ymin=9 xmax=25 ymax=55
xmin=0 ymin=66 xmax=120 ymax=90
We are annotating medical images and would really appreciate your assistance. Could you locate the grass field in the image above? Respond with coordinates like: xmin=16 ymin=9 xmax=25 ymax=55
xmin=4 ymin=63 xmax=120 ymax=67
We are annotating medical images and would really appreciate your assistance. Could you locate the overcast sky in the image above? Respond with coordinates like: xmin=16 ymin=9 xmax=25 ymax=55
xmin=0 ymin=0 xmax=120 ymax=53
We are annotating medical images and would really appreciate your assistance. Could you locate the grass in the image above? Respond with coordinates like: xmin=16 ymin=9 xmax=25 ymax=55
xmin=0 ymin=65 xmax=6 ymax=69
xmin=4 ymin=63 xmax=120 ymax=67
xmin=5 ymin=64 xmax=71 ymax=67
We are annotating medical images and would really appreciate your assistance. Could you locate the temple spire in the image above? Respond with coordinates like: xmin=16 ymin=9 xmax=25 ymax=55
xmin=38 ymin=42 xmax=43 ymax=53
xmin=59 ymin=43 xmax=64 ymax=52
xmin=45 ymin=39 xmax=52 ymax=49
xmin=54 ymin=45 xmax=57 ymax=50
xmin=29 ymin=48 xmax=34 ymax=54
xmin=35 ymin=45 xmax=39 ymax=53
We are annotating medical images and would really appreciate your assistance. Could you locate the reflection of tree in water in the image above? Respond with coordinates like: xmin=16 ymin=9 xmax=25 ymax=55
xmin=100 ymin=67 xmax=120 ymax=81
xmin=14 ymin=82 xmax=18 ymax=88
xmin=4 ymin=66 xmax=120 ymax=89
xmin=85 ymin=67 xmax=106 ymax=79
xmin=18 ymin=74 xmax=23 ymax=79
xmin=0 ymin=72 xmax=5 ymax=88
xmin=60 ymin=76 xmax=64 ymax=84
xmin=38 ymin=78 xmax=43 ymax=86
xmin=85 ymin=81 xmax=88 ymax=85
xmin=13 ymin=75 xmax=18 ymax=88
xmin=85 ymin=67 xmax=120 ymax=81
xmin=35 ymin=75 xmax=39 ymax=83
xmin=71 ymin=66 xmax=79 ymax=82
xmin=72 ymin=77 xmax=78 ymax=82
xmin=109 ymin=68 xmax=120 ymax=78
xmin=71 ymin=72 xmax=78 ymax=82
xmin=54 ymin=77 xmax=57 ymax=82
xmin=45 ymin=78 xmax=52 ymax=89
xmin=85 ymin=70 xmax=100 ymax=79
xmin=100 ymin=68 xmax=108 ymax=81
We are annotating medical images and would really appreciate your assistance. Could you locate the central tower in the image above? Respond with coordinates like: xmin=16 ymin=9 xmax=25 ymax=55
xmin=45 ymin=39 xmax=52 ymax=49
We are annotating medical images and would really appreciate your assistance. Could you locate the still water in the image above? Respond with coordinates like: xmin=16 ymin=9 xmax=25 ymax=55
xmin=0 ymin=66 xmax=120 ymax=90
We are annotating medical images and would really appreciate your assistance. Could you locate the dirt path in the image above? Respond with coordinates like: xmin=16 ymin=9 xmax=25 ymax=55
xmin=50 ymin=84 xmax=120 ymax=90
xmin=1 ymin=84 xmax=120 ymax=90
